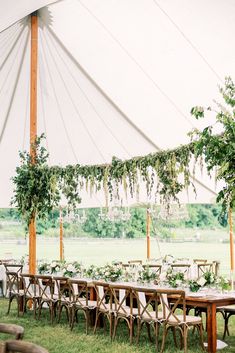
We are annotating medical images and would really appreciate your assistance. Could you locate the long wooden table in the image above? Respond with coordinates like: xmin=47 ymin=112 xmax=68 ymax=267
xmin=183 ymin=293 xmax=235 ymax=353
xmin=90 ymin=280 xmax=235 ymax=352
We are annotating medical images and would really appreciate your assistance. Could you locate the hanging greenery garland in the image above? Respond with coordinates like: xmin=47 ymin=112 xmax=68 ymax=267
xmin=11 ymin=78 xmax=235 ymax=226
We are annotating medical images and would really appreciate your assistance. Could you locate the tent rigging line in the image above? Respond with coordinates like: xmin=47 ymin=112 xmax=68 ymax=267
xmin=152 ymin=0 xmax=223 ymax=83
xmin=0 ymin=20 xmax=20 ymax=40
xmin=46 ymin=26 xmax=217 ymax=197
xmin=39 ymin=65 xmax=50 ymax=161
xmin=77 ymin=0 xmax=195 ymax=129
xmin=45 ymin=25 xmax=132 ymax=159
xmin=0 ymin=28 xmax=27 ymax=102
xmin=0 ymin=23 xmax=21 ymax=60
xmin=0 ymin=24 xmax=26 ymax=74
xmin=0 ymin=27 xmax=29 ymax=146
xmin=39 ymin=30 xmax=79 ymax=163
xmin=47 ymin=26 xmax=162 ymax=154
xmin=42 ymin=29 xmax=107 ymax=163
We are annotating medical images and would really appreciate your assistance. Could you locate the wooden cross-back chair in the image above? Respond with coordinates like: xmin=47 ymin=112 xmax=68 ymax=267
xmin=132 ymin=286 xmax=162 ymax=349
xmin=68 ymin=279 xmax=96 ymax=333
xmin=0 ymin=340 xmax=48 ymax=353
xmin=109 ymin=283 xmax=135 ymax=343
xmin=93 ymin=281 xmax=112 ymax=337
xmin=4 ymin=264 xmax=23 ymax=299
xmin=35 ymin=275 xmax=56 ymax=324
xmin=197 ymin=263 xmax=214 ymax=278
xmin=53 ymin=276 xmax=71 ymax=324
xmin=158 ymin=289 xmax=204 ymax=353
xmin=20 ymin=274 xmax=40 ymax=319
xmin=143 ymin=264 xmax=162 ymax=276
xmin=170 ymin=264 xmax=191 ymax=279
xmin=5 ymin=270 xmax=24 ymax=316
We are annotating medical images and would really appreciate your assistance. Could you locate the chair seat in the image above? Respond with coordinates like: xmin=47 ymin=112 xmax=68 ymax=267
xmin=140 ymin=310 xmax=163 ymax=322
xmin=218 ymin=305 xmax=235 ymax=312
xmin=168 ymin=314 xmax=202 ymax=325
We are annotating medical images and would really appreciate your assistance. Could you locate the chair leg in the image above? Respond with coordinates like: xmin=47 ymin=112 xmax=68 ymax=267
xmin=7 ymin=295 xmax=14 ymax=315
xmin=112 ymin=317 xmax=118 ymax=340
xmin=197 ymin=324 xmax=205 ymax=351
xmin=171 ymin=327 xmax=178 ymax=348
xmin=223 ymin=312 xmax=233 ymax=339
xmin=136 ymin=319 xmax=141 ymax=344
xmin=93 ymin=310 xmax=100 ymax=334
xmin=146 ymin=322 xmax=153 ymax=343
xmin=70 ymin=306 xmax=75 ymax=330
xmin=155 ymin=322 xmax=159 ymax=352
xmin=160 ymin=325 xmax=167 ymax=353
xmin=183 ymin=326 xmax=188 ymax=353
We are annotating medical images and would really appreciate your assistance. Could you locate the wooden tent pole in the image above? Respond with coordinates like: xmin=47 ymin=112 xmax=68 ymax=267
xmin=59 ymin=207 xmax=64 ymax=261
xmin=29 ymin=12 xmax=38 ymax=275
xmin=146 ymin=208 xmax=151 ymax=260
xmin=229 ymin=208 xmax=234 ymax=290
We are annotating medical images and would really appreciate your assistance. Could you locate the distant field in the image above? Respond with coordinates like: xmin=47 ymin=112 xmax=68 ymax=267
xmin=0 ymin=235 xmax=233 ymax=276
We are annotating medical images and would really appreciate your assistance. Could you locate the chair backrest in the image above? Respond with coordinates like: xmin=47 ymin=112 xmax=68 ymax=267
xmin=132 ymin=286 xmax=160 ymax=322
xmin=35 ymin=275 xmax=53 ymax=300
xmin=109 ymin=283 xmax=132 ymax=316
xmin=5 ymin=272 xmax=20 ymax=295
xmin=1 ymin=340 xmax=48 ymax=353
xmin=93 ymin=281 xmax=111 ymax=312
xmin=4 ymin=265 xmax=23 ymax=275
xmin=143 ymin=264 xmax=162 ymax=276
xmin=68 ymin=279 xmax=88 ymax=306
xmin=158 ymin=288 xmax=186 ymax=324
xmin=128 ymin=260 xmax=142 ymax=265
xmin=0 ymin=323 xmax=24 ymax=340
xmin=212 ymin=260 xmax=220 ymax=276
xmin=197 ymin=263 xmax=214 ymax=278
xmin=20 ymin=274 xmax=37 ymax=298
xmin=170 ymin=264 xmax=191 ymax=279
xmin=193 ymin=259 xmax=207 ymax=264
xmin=53 ymin=276 xmax=70 ymax=300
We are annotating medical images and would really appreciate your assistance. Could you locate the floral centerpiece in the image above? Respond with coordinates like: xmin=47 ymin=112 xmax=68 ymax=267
xmin=62 ymin=263 xmax=77 ymax=278
xmin=50 ymin=261 xmax=62 ymax=274
xmin=188 ymin=271 xmax=229 ymax=292
xmin=38 ymin=261 xmax=50 ymax=274
xmin=165 ymin=268 xmax=185 ymax=288
xmin=102 ymin=264 xmax=123 ymax=282
xmin=137 ymin=266 xmax=158 ymax=283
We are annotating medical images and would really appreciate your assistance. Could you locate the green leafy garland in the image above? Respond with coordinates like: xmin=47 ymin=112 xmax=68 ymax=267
xmin=12 ymin=78 xmax=235 ymax=226
xmin=190 ymin=76 xmax=235 ymax=214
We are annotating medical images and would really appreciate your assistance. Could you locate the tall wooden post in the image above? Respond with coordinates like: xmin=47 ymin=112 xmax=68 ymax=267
xmin=59 ymin=207 xmax=64 ymax=261
xmin=146 ymin=208 xmax=151 ymax=260
xmin=29 ymin=12 xmax=38 ymax=275
xmin=229 ymin=209 xmax=234 ymax=290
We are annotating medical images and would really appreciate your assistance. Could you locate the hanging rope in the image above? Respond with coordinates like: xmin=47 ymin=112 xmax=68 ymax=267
xmin=39 ymin=30 xmax=79 ymax=163
xmin=42 ymin=29 xmax=107 ymax=163
xmin=77 ymin=0 xmax=195 ymax=128
xmin=0 ymin=27 xmax=29 ymax=146
xmin=44 ymin=25 xmax=132 ymax=159
xmin=152 ymin=0 xmax=223 ymax=83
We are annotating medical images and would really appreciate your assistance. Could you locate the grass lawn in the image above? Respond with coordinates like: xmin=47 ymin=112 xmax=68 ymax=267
xmin=0 ymin=236 xmax=233 ymax=275
xmin=0 ymin=298 xmax=235 ymax=353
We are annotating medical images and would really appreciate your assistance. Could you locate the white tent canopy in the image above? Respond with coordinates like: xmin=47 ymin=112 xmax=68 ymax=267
xmin=1 ymin=0 xmax=234 ymax=208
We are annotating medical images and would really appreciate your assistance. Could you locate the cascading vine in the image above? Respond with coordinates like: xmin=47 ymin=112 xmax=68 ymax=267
xmin=12 ymin=78 xmax=235 ymax=226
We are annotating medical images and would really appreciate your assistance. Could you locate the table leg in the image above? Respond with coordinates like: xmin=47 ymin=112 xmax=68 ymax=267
xmin=206 ymin=303 xmax=217 ymax=353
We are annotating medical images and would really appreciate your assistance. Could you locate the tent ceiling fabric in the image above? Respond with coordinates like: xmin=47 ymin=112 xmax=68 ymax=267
xmin=0 ymin=0 xmax=234 ymax=207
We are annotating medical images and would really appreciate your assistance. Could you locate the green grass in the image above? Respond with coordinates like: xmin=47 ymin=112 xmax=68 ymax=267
xmin=0 ymin=298 xmax=235 ymax=352
xmin=0 ymin=235 xmax=233 ymax=275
